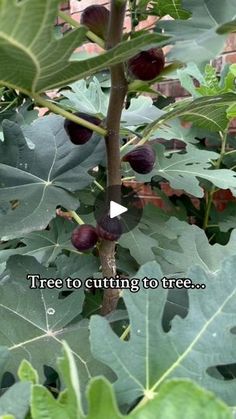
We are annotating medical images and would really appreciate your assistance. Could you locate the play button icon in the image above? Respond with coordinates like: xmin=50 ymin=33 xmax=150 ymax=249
xmin=94 ymin=184 xmax=143 ymax=236
xmin=110 ymin=201 xmax=128 ymax=218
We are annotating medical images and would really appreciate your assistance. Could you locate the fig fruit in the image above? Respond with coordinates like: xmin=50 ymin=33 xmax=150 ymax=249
xmin=64 ymin=112 xmax=101 ymax=145
xmin=80 ymin=5 xmax=110 ymax=40
xmin=71 ymin=224 xmax=98 ymax=252
xmin=122 ymin=145 xmax=156 ymax=174
xmin=128 ymin=48 xmax=165 ymax=81
xmin=97 ymin=215 xmax=122 ymax=241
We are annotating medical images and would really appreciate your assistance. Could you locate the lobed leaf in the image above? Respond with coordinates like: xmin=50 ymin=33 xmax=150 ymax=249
xmin=90 ymin=256 xmax=236 ymax=406
xmin=158 ymin=0 xmax=236 ymax=65
xmin=0 ymin=0 xmax=169 ymax=94
xmin=0 ymin=255 xmax=112 ymax=396
xmin=0 ymin=116 xmax=105 ymax=240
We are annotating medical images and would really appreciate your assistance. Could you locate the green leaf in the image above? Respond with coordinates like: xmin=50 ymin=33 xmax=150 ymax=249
xmin=136 ymin=144 xmax=236 ymax=198
xmin=31 ymin=385 xmax=77 ymax=419
xmin=151 ymin=0 xmax=191 ymax=19
xmin=61 ymin=78 xmax=110 ymax=117
xmin=16 ymin=218 xmax=76 ymax=263
xmin=118 ymin=205 xmax=175 ymax=267
xmin=90 ymin=256 xmax=236 ymax=406
xmin=57 ymin=342 xmax=83 ymax=414
xmin=0 ymin=218 xmax=76 ymax=271
xmin=55 ymin=252 xmax=100 ymax=283
xmin=196 ymin=65 xmax=223 ymax=96
xmin=0 ymin=346 xmax=9 ymax=377
xmin=120 ymin=214 xmax=236 ymax=275
xmin=176 ymin=62 xmax=205 ymax=97
xmin=32 ymin=346 xmax=122 ymax=419
xmin=18 ymin=360 xmax=39 ymax=385
xmin=119 ymin=226 xmax=158 ymax=265
xmin=87 ymin=377 xmax=232 ymax=418
xmin=0 ymin=255 xmax=112 ymax=394
xmin=0 ymin=116 xmax=105 ymax=240
xmin=227 ymin=103 xmax=236 ymax=119
xmin=0 ymin=0 xmax=169 ymax=94
xmin=32 ymin=342 xmax=84 ymax=419
xmin=158 ymin=0 xmax=236 ymax=65
xmin=87 ymin=377 xmax=123 ymax=419
xmin=61 ymin=81 xmax=163 ymax=127
xmin=121 ymin=96 xmax=164 ymax=127
xmin=158 ymin=219 xmax=236 ymax=274
xmin=210 ymin=202 xmax=236 ymax=232
xmin=0 ymin=382 xmax=31 ymax=419
xmin=217 ymin=19 xmax=236 ymax=34
xmin=149 ymin=119 xmax=200 ymax=144
xmin=130 ymin=380 xmax=233 ymax=419
xmin=147 ymin=92 xmax=236 ymax=133
xmin=176 ymin=63 xmax=233 ymax=98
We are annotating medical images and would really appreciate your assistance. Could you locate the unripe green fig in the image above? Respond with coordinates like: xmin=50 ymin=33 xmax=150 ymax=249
xmin=71 ymin=224 xmax=98 ymax=252
xmin=128 ymin=48 xmax=165 ymax=81
xmin=80 ymin=5 xmax=110 ymax=40
xmin=64 ymin=112 xmax=101 ymax=145
xmin=122 ymin=145 xmax=156 ymax=174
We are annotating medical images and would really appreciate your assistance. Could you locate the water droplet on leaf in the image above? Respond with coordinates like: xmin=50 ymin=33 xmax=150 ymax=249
xmin=47 ymin=308 xmax=55 ymax=315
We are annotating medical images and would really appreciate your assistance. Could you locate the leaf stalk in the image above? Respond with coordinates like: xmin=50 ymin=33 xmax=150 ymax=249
xmin=32 ymin=94 xmax=106 ymax=137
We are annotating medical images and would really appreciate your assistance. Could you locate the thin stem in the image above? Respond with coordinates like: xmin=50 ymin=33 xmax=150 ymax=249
xmin=69 ymin=211 xmax=85 ymax=225
xmin=120 ymin=324 xmax=131 ymax=340
xmin=58 ymin=10 xmax=105 ymax=49
xmin=129 ymin=0 xmax=137 ymax=35
xmin=56 ymin=208 xmax=85 ymax=224
xmin=32 ymin=94 xmax=106 ymax=137
xmin=120 ymin=135 xmax=138 ymax=152
xmin=224 ymin=149 xmax=236 ymax=156
xmin=203 ymin=128 xmax=228 ymax=230
xmin=93 ymin=180 xmax=105 ymax=191
xmin=99 ymin=0 xmax=128 ymax=316
xmin=203 ymin=189 xmax=215 ymax=230
xmin=137 ymin=136 xmax=148 ymax=146
xmin=0 ymin=97 xmax=18 ymax=113
xmin=208 ymin=233 xmax=216 ymax=243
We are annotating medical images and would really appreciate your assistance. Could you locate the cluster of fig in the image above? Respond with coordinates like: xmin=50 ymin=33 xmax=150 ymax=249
xmin=64 ymin=5 xmax=162 ymax=147
xmin=67 ymin=5 xmax=160 ymax=251
xmin=71 ymin=216 xmax=122 ymax=252
xmin=80 ymin=6 xmax=165 ymax=81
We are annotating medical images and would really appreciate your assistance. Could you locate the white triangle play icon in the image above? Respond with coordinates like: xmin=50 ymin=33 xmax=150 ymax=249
xmin=109 ymin=201 xmax=128 ymax=219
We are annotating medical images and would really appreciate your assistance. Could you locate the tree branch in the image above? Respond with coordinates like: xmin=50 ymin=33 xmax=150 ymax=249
xmin=100 ymin=0 xmax=128 ymax=315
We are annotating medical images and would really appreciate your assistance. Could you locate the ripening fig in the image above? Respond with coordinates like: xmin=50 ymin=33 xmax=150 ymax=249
xmin=64 ymin=112 xmax=101 ymax=145
xmin=80 ymin=5 xmax=110 ymax=40
xmin=71 ymin=224 xmax=98 ymax=252
xmin=122 ymin=145 xmax=156 ymax=174
xmin=128 ymin=48 xmax=165 ymax=81
xmin=97 ymin=215 xmax=122 ymax=241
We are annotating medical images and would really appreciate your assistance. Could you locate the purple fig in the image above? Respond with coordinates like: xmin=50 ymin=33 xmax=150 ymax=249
xmin=64 ymin=112 xmax=101 ymax=145
xmin=71 ymin=224 xmax=98 ymax=252
xmin=80 ymin=5 xmax=110 ymax=40
xmin=122 ymin=145 xmax=156 ymax=174
xmin=128 ymin=48 xmax=165 ymax=81
xmin=97 ymin=215 xmax=122 ymax=241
